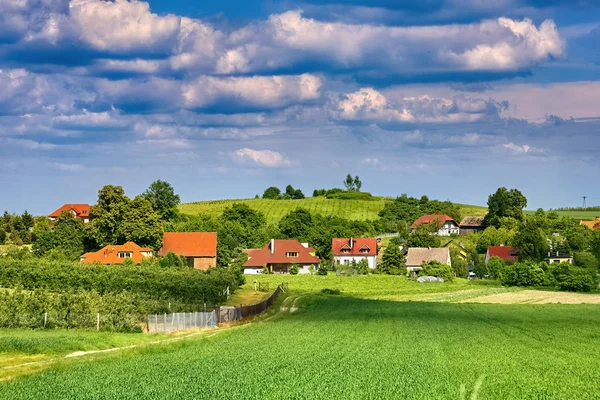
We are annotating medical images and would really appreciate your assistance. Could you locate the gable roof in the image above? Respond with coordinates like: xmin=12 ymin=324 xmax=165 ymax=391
xmin=49 ymin=204 xmax=90 ymax=218
xmin=405 ymin=247 xmax=450 ymax=267
xmin=158 ymin=232 xmax=217 ymax=257
xmin=580 ymin=217 xmax=600 ymax=230
xmin=80 ymin=242 xmax=153 ymax=265
xmin=487 ymin=246 xmax=518 ymax=262
xmin=459 ymin=216 xmax=487 ymax=227
xmin=243 ymin=239 xmax=320 ymax=268
xmin=332 ymin=238 xmax=377 ymax=256
xmin=411 ymin=214 xmax=458 ymax=229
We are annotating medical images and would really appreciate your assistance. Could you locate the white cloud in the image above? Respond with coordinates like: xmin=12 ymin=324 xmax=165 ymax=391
xmin=502 ymin=142 xmax=545 ymax=155
xmin=232 ymin=148 xmax=292 ymax=167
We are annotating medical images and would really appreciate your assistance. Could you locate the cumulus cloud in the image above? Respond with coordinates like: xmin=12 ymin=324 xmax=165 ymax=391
xmin=502 ymin=142 xmax=545 ymax=155
xmin=332 ymin=88 xmax=501 ymax=124
xmin=232 ymin=148 xmax=292 ymax=167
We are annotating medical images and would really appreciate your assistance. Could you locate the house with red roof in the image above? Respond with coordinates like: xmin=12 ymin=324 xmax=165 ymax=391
xmin=243 ymin=239 xmax=321 ymax=274
xmin=332 ymin=238 xmax=377 ymax=269
xmin=485 ymin=245 xmax=518 ymax=265
xmin=80 ymin=242 xmax=153 ymax=265
xmin=49 ymin=204 xmax=91 ymax=223
xmin=411 ymin=214 xmax=459 ymax=236
xmin=158 ymin=232 xmax=217 ymax=270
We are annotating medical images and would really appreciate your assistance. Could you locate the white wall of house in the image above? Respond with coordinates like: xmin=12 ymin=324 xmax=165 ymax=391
xmin=298 ymin=264 xmax=318 ymax=274
xmin=244 ymin=268 xmax=263 ymax=275
xmin=334 ymin=255 xmax=377 ymax=269
xmin=436 ymin=222 xmax=460 ymax=236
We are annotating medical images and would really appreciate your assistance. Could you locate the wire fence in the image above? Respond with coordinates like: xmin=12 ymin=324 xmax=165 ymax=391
xmin=147 ymin=311 xmax=217 ymax=334
xmin=0 ymin=312 xmax=145 ymax=332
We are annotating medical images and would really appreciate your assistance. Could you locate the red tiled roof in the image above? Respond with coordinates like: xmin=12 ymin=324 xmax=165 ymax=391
xmin=80 ymin=242 xmax=153 ymax=265
xmin=487 ymin=246 xmax=518 ymax=262
xmin=332 ymin=238 xmax=377 ymax=256
xmin=158 ymin=232 xmax=217 ymax=257
xmin=411 ymin=214 xmax=457 ymax=229
xmin=49 ymin=204 xmax=90 ymax=218
xmin=580 ymin=218 xmax=600 ymax=230
xmin=243 ymin=239 xmax=320 ymax=268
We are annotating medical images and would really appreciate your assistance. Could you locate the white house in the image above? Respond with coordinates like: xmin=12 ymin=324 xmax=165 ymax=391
xmin=411 ymin=214 xmax=459 ymax=236
xmin=332 ymin=238 xmax=378 ymax=269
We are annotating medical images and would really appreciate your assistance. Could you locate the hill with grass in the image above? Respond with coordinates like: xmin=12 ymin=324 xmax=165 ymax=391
xmin=179 ymin=196 xmax=488 ymax=224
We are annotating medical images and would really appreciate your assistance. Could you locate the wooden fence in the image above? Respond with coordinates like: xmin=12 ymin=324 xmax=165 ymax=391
xmin=240 ymin=285 xmax=283 ymax=318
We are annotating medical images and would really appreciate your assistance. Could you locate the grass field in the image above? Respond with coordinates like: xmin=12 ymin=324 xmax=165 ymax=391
xmin=1 ymin=295 xmax=599 ymax=399
xmin=179 ymin=197 xmax=489 ymax=224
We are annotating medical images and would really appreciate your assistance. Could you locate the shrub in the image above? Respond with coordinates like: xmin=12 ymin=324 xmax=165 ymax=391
xmin=316 ymin=264 xmax=328 ymax=275
xmin=420 ymin=261 xmax=454 ymax=282
xmin=487 ymin=256 xmax=506 ymax=280
xmin=549 ymin=263 xmax=598 ymax=292
xmin=289 ymin=264 xmax=299 ymax=275
xmin=326 ymin=191 xmax=374 ymax=201
xmin=321 ymin=288 xmax=341 ymax=295
xmin=356 ymin=258 xmax=370 ymax=275
xmin=502 ymin=262 xmax=546 ymax=287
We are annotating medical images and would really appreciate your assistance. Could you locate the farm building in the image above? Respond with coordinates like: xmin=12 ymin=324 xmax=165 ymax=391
xmin=580 ymin=217 xmax=600 ymax=230
xmin=158 ymin=232 xmax=217 ymax=270
xmin=459 ymin=216 xmax=487 ymax=235
xmin=332 ymin=238 xmax=378 ymax=269
xmin=485 ymin=246 xmax=518 ymax=264
xmin=405 ymin=247 xmax=451 ymax=274
xmin=243 ymin=239 xmax=320 ymax=274
xmin=80 ymin=242 xmax=153 ymax=265
xmin=49 ymin=204 xmax=91 ymax=223
xmin=411 ymin=214 xmax=460 ymax=236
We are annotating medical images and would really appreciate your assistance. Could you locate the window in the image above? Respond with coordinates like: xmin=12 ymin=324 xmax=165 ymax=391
xmin=286 ymin=252 xmax=298 ymax=257
xmin=186 ymin=257 xmax=194 ymax=268
xmin=360 ymin=248 xmax=369 ymax=253
xmin=117 ymin=252 xmax=132 ymax=258
xmin=81 ymin=210 xmax=87 ymax=214
xmin=342 ymin=248 xmax=350 ymax=253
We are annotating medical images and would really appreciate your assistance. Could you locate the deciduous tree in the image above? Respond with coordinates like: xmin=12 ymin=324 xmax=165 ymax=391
xmin=142 ymin=180 xmax=181 ymax=221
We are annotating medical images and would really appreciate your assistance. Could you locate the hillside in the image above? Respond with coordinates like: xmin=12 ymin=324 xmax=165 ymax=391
xmin=179 ymin=197 xmax=488 ymax=224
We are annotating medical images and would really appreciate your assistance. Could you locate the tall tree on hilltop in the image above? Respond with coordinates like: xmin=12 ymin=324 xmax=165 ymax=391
xmin=485 ymin=187 xmax=527 ymax=228
xmin=353 ymin=175 xmax=362 ymax=192
xmin=344 ymin=174 xmax=354 ymax=191
xmin=142 ymin=180 xmax=181 ymax=221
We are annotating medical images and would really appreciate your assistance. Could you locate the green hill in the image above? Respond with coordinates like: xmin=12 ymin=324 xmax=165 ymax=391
xmin=179 ymin=197 xmax=488 ymax=224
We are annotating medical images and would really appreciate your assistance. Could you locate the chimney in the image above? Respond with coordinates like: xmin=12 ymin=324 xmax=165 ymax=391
xmin=301 ymin=243 xmax=309 ymax=248
xmin=350 ymin=237 xmax=354 ymax=249
xmin=270 ymin=239 xmax=275 ymax=254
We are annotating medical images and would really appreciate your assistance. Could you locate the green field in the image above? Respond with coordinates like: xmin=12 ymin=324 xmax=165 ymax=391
xmin=1 ymin=294 xmax=599 ymax=399
xmin=179 ymin=197 xmax=489 ymax=224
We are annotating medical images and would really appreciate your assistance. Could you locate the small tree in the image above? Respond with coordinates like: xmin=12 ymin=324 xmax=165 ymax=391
xmin=487 ymin=256 xmax=506 ymax=280
xmin=353 ymin=176 xmax=362 ymax=192
xmin=142 ymin=180 xmax=181 ymax=221
xmin=289 ymin=263 xmax=299 ymax=275
xmin=344 ymin=174 xmax=354 ymax=191
xmin=379 ymin=244 xmax=405 ymax=275
xmin=356 ymin=258 xmax=369 ymax=275
xmin=262 ymin=186 xmax=281 ymax=199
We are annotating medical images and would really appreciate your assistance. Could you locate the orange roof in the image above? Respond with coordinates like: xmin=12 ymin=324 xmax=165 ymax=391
xmin=580 ymin=218 xmax=600 ymax=230
xmin=411 ymin=214 xmax=457 ymax=229
xmin=49 ymin=204 xmax=90 ymax=218
xmin=80 ymin=242 xmax=153 ymax=265
xmin=332 ymin=238 xmax=377 ymax=256
xmin=158 ymin=232 xmax=217 ymax=257
xmin=243 ymin=239 xmax=320 ymax=268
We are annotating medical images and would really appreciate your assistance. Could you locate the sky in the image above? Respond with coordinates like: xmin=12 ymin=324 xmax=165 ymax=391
xmin=1 ymin=0 xmax=600 ymax=215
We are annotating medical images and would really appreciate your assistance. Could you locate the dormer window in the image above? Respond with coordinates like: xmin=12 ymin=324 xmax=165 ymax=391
xmin=360 ymin=248 xmax=369 ymax=253
xmin=118 ymin=252 xmax=132 ymax=258
xmin=81 ymin=210 xmax=87 ymax=214
xmin=286 ymin=252 xmax=298 ymax=257
xmin=342 ymin=248 xmax=350 ymax=253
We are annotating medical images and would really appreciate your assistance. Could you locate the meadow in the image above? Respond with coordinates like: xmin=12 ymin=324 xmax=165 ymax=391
xmin=1 ymin=295 xmax=599 ymax=399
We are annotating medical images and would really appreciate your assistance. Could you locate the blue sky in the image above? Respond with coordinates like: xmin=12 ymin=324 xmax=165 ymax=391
xmin=1 ymin=0 xmax=600 ymax=215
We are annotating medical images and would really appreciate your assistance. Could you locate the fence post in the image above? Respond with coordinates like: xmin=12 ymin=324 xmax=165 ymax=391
xmin=97 ymin=313 xmax=100 ymax=331
xmin=44 ymin=312 xmax=47 ymax=328
xmin=164 ymin=313 xmax=167 ymax=334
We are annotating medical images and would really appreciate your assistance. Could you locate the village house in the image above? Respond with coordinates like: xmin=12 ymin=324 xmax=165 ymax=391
xmin=80 ymin=242 xmax=153 ymax=265
xmin=545 ymin=249 xmax=574 ymax=265
xmin=405 ymin=247 xmax=452 ymax=275
xmin=485 ymin=245 xmax=518 ymax=265
xmin=158 ymin=232 xmax=217 ymax=270
xmin=243 ymin=239 xmax=321 ymax=275
xmin=459 ymin=216 xmax=487 ymax=235
xmin=49 ymin=204 xmax=91 ymax=223
xmin=332 ymin=238 xmax=378 ymax=269
xmin=580 ymin=217 xmax=600 ymax=230
xmin=411 ymin=214 xmax=460 ymax=236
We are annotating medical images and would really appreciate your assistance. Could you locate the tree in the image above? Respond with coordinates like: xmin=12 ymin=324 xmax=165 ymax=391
xmin=221 ymin=204 xmax=266 ymax=231
xmin=293 ymin=189 xmax=305 ymax=199
xmin=353 ymin=176 xmax=362 ymax=192
xmin=573 ymin=252 xmax=598 ymax=273
xmin=118 ymin=196 xmax=163 ymax=250
xmin=32 ymin=211 xmax=85 ymax=259
xmin=142 ymin=180 xmax=181 ymax=221
xmin=485 ymin=187 xmax=527 ymax=228
xmin=356 ymin=258 xmax=369 ymax=275
xmin=379 ymin=244 xmax=405 ymax=275
xmin=407 ymin=225 xmax=438 ymax=248
xmin=0 ymin=228 xmax=5 ymax=244
xmin=89 ymin=185 xmax=130 ymax=247
xmin=487 ymin=256 xmax=506 ymax=280
xmin=502 ymin=261 xmax=546 ymax=287
xmin=450 ymin=247 xmax=468 ymax=278
xmin=513 ymin=222 xmax=548 ymax=262
xmin=344 ymin=174 xmax=354 ymax=191
xmin=262 ymin=186 xmax=281 ymax=199
xmin=21 ymin=210 xmax=34 ymax=230
xmin=289 ymin=263 xmax=299 ymax=275
xmin=279 ymin=208 xmax=313 ymax=239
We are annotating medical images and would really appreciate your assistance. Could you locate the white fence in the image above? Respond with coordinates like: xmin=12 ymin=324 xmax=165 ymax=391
xmin=147 ymin=311 xmax=216 ymax=334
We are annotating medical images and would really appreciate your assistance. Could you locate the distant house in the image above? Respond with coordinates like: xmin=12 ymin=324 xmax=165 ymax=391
xmin=158 ymin=232 xmax=217 ymax=270
xmin=545 ymin=249 xmax=573 ymax=265
xmin=80 ymin=242 xmax=153 ymax=265
xmin=411 ymin=214 xmax=460 ymax=236
xmin=49 ymin=204 xmax=91 ymax=223
xmin=485 ymin=246 xmax=518 ymax=264
xmin=580 ymin=217 xmax=600 ymax=230
xmin=243 ymin=239 xmax=321 ymax=275
xmin=332 ymin=238 xmax=378 ymax=269
xmin=459 ymin=216 xmax=487 ymax=235
xmin=405 ymin=247 xmax=451 ymax=274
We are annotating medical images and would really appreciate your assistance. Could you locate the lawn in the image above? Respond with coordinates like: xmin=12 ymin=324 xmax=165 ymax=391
xmin=1 ymin=296 xmax=599 ymax=399
xmin=179 ymin=197 xmax=489 ymax=224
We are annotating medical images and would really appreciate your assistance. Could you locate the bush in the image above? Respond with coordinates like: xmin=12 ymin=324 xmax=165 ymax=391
xmin=487 ymin=256 xmax=506 ymax=280
xmin=356 ymin=258 xmax=370 ymax=275
xmin=289 ymin=263 xmax=299 ymax=275
xmin=321 ymin=288 xmax=341 ymax=295
xmin=420 ymin=261 xmax=454 ymax=282
xmin=316 ymin=264 xmax=328 ymax=275
xmin=549 ymin=263 xmax=598 ymax=292
xmin=326 ymin=191 xmax=374 ymax=201
xmin=502 ymin=262 xmax=546 ymax=287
